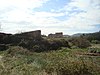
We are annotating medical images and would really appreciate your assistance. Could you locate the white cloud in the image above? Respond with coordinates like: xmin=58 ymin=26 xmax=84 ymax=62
xmin=0 ymin=0 xmax=100 ymax=35
xmin=33 ymin=12 xmax=65 ymax=17
xmin=0 ymin=0 xmax=46 ymax=20
xmin=59 ymin=0 xmax=100 ymax=32
xmin=0 ymin=0 xmax=49 ymax=9
xmin=0 ymin=0 xmax=50 ymax=33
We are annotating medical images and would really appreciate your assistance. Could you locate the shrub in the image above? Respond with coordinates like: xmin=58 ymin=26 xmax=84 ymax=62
xmin=5 ymin=46 xmax=31 ymax=56
xmin=0 ymin=44 xmax=8 ymax=51
xmin=44 ymin=58 xmax=99 ymax=75
xmin=91 ymin=40 xmax=100 ymax=44
xmin=32 ymin=45 xmax=42 ymax=52
xmin=48 ymin=39 xmax=70 ymax=50
xmin=69 ymin=37 xmax=91 ymax=48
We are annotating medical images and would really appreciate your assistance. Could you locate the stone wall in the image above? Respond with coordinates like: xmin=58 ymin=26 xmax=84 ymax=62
xmin=55 ymin=32 xmax=63 ymax=38
xmin=48 ymin=32 xmax=63 ymax=38
xmin=20 ymin=30 xmax=41 ymax=39
xmin=48 ymin=34 xmax=55 ymax=38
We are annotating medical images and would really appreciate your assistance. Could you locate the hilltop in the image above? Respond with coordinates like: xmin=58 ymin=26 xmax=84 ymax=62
xmin=0 ymin=30 xmax=70 ymax=52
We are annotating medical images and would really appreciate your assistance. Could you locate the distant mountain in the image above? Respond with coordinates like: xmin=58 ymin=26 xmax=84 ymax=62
xmin=63 ymin=35 xmax=70 ymax=37
xmin=68 ymin=31 xmax=100 ymax=46
xmin=86 ymin=31 xmax=100 ymax=41
xmin=72 ymin=31 xmax=100 ymax=41
xmin=72 ymin=33 xmax=84 ymax=37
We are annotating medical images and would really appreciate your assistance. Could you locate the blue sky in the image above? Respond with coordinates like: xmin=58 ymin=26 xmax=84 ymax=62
xmin=0 ymin=0 xmax=100 ymax=35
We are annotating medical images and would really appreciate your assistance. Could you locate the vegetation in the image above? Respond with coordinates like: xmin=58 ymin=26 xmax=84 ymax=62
xmin=69 ymin=36 xmax=91 ymax=48
xmin=0 ymin=31 xmax=100 ymax=75
xmin=86 ymin=31 xmax=100 ymax=42
xmin=0 ymin=33 xmax=70 ymax=52
xmin=0 ymin=46 xmax=100 ymax=75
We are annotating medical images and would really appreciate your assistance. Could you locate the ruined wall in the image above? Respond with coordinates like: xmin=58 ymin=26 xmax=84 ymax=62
xmin=48 ymin=34 xmax=55 ymax=38
xmin=55 ymin=32 xmax=63 ymax=38
xmin=21 ymin=30 xmax=41 ymax=39
xmin=27 ymin=30 xmax=41 ymax=38
xmin=48 ymin=32 xmax=63 ymax=38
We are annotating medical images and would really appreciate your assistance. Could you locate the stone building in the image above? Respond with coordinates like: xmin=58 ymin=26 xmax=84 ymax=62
xmin=55 ymin=32 xmax=63 ymax=38
xmin=48 ymin=34 xmax=55 ymax=38
xmin=20 ymin=30 xmax=41 ymax=39
xmin=48 ymin=32 xmax=63 ymax=38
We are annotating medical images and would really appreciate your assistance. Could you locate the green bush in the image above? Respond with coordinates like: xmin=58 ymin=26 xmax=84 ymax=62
xmin=44 ymin=58 xmax=100 ymax=75
xmin=69 ymin=37 xmax=91 ymax=48
xmin=32 ymin=45 xmax=42 ymax=52
xmin=0 ymin=47 xmax=100 ymax=75
xmin=5 ymin=46 xmax=31 ymax=56
xmin=91 ymin=40 xmax=100 ymax=44
xmin=48 ymin=39 xmax=70 ymax=50
xmin=18 ymin=39 xmax=70 ymax=52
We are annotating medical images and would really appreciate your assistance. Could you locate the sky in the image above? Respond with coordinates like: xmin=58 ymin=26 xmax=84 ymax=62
xmin=0 ymin=0 xmax=100 ymax=35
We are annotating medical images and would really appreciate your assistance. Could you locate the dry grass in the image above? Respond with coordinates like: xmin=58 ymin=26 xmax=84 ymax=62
xmin=0 ymin=46 xmax=100 ymax=75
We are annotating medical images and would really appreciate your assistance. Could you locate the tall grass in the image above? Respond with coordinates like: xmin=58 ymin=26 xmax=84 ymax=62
xmin=0 ymin=46 xmax=100 ymax=75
